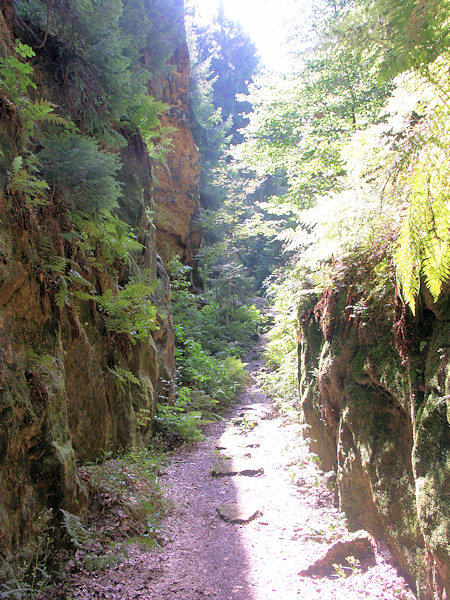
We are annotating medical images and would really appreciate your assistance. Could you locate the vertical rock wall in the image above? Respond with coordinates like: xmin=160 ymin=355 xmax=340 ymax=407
xmin=0 ymin=0 xmax=191 ymax=565
xmin=149 ymin=8 xmax=201 ymax=268
xmin=298 ymin=287 xmax=449 ymax=599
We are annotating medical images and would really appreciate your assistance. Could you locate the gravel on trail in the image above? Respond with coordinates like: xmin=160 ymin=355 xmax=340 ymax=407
xmin=63 ymin=343 xmax=416 ymax=600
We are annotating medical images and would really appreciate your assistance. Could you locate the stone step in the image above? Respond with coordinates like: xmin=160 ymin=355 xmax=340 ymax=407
xmin=215 ymin=435 xmax=260 ymax=451
xmin=216 ymin=502 xmax=264 ymax=524
xmin=212 ymin=458 xmax=264 ymax=477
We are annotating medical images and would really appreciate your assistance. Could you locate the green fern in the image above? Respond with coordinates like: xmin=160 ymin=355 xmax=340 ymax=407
xmin=8 ymin=159 xmax=49 ymax=206
xmin=394 ymin=86 xmax=450 ymax=313
xmin=108 ymin=366 xmax=142 ymax=393
xmin=75 ymin=275 xmax=159 ymax=343
xmin=60 ymin=510 xmax=88 ymax=549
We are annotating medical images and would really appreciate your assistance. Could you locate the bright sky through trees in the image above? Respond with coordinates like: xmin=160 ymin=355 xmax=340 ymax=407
xmin=188 ymin=0 xmax=311 ymax=71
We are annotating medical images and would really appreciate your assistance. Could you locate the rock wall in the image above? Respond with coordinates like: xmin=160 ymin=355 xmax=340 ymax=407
xmin=0 ymin=0 xmax=185 ymax=567
xmin=298 ymin=285 xmax=449 ymax=599
xmin=149 ymin=9 xmax=201 ymax=270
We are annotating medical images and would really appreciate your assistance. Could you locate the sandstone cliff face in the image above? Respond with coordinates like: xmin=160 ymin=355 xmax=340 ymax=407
xmin=0 ymin=0 xmax=180 ymax=566
xmin=149 ymin=13 xmax=201 ymax=269
xmin=298 ymin=286 xmax=449 ymax=599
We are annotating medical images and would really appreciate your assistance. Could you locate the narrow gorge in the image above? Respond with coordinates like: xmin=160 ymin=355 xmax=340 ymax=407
xmin=0 ymin=0 xmax=448 ymax=599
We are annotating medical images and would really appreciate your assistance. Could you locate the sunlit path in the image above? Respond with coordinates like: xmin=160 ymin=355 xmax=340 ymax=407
xmin=65 ymin=339 xmax=415 ymax=600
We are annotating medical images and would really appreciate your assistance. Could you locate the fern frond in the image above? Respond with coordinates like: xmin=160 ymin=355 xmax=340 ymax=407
xmin=10 ymin=156 xmax=23 ymax=175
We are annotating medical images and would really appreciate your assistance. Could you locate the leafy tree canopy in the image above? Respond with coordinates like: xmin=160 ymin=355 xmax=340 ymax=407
xmin=237 ymin=0 xmax=450 ymax=312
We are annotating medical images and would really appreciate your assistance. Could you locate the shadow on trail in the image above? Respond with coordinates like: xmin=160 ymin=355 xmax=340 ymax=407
xmin=147 ymin=415 xmax=258 ymax=599
xmin=144 ymin=341 xmax=270 ymax=600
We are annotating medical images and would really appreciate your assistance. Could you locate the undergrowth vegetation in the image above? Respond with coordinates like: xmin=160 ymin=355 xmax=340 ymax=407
xmin=153 ymin=257 xmax=258 ymax=443
xmin=0 ymin=447 xmax=168 ymax=598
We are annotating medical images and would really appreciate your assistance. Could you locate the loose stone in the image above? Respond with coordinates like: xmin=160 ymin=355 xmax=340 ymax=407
xmin=212 ymin=458 xmax=264 ymax=477
xmin=216 ymin=502 xmax=263 ymax=524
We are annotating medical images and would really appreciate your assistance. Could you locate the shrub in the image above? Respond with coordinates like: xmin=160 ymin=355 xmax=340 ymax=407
xmin=37 ymin=133 xmax=122 ymax=214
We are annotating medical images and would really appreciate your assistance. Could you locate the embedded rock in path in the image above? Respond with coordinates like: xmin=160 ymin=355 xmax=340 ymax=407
xmin=249 ymin=391 xmax=266 ymax=403
xmin=212 ymin=458 xmax=264 ymax=477
xmin=219 ymin=450 xmax=252 ymax=460
xmin=217 ymin=502 xmax=263 ymax=524
xmin=215 ymin=434 xmax=260 ymax=452
xmin=215 ymin=441 xmax=261 ymax=452
xmin=298 ymin=530 xmax=376 ymax=577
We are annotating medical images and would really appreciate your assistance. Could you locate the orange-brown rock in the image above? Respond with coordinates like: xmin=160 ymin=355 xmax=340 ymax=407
xmin=0 ymin=0 xmax=178 ymax=568
xmin=149 ymin=18 xmax=201 ymax=266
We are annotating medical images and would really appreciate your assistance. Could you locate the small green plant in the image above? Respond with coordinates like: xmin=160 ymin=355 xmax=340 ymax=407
xmin=333 ymin=562 xmax=347 ymax=578
xmin=76 ymin=276 xmax=158 ymax=344
xmin=154 ymin=403 xmax=204 ymax=443
xmin=240 ymin=414 xmax=257 ymax=434
xmin=60 ymin=510 xmax=88 ymax=549
xmin=108 ymin=366 xmax=142 ymax=391
xmin=136 ymin=408 xmax=152 ymax=427
xmin=0 ymin=509 xmax=53 ymax=599
xmin=346 ymin=555 xmax=362 ymax=575
xmin=332 ymin=555 xmax=362 ymax=579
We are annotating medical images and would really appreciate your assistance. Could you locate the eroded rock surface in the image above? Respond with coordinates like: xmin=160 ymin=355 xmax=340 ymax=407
xmin=212 ymin=458 xmax=264 ymax=477
xmin=298 ymin=284 xmax=449 ymax=599
xmin=299 ymin=530 xmax=376 ymax=577
xmin=149 ymin=7 xmax=201 ymax=270
xmin=0 ymin=0 xmax=183 ymax=565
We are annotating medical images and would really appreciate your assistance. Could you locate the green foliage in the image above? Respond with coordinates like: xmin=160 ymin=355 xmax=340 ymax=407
xmin=108 ymin=366 xmax=142 ymax=393
xmin=389 ymin=69 xmax=450 ymax=312
xmin=332 ymin=555 xmax=362 ymax=579
xmin=15 ymin=0 xmax=176 ymax=142
xmin=188 ymin=7 xmax=283 ymax=295
xmin=154 ymin=403 xmax=204 ymax=443
xmin=66 ymin=447 xmax=167 ymax=572
xmin=7 ymin=159 xmax=49 ymax=206
xmin=188 ymin=6 xmax=259 ymax=147
xmin=70 ymin=212 xmax=143 ymax=271
xmin=78 ymin=276 xmax=158 ymax=343
xmin=341 ymin=0 xmax=450 ymax=80
xmin=238 ymin=36 xmax=392 ymax=208
xmin=0 ymin=42 xmax=72 ymax=206
xmin=238 ymin=0 xmax=449 ymax=312
xmin=169 ymin=256 xmax=262 ymax=359
xmin=173 ymin=322 xmax=249 ymax=406
xmin=0 ymin=510 xmax=53 ymax=599
xmin=37 ymin=133 xmax=122 ymax=214
xmin=0 ymin=41 xmax=36 ymax=97
xmin=85 ymin=446 xmax=164 ymax=493
xmin=261 ymin=270 xmax=303 ymax=412
xmin=157 ymin=256 xmax=254 ymax=443
xmin=60 ymin=510 xmax=88 ymax=550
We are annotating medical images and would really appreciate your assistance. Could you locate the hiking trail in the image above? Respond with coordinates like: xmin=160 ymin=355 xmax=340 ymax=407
xmin=66 ymin=339 xmax=416 ymax=600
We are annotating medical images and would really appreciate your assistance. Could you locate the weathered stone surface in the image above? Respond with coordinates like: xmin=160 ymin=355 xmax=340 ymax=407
xmin=297 ymin=282 xmax=450 ymax=598
xmin=212 ymin=459 xmax=264 ymax=477
xmin=299 ymin=531 xmax=376 ymax=577
xmin=217 ymin=502 xmax=263 ymax=524
xmin=0 ymin=0 xmax=179 ymax=563
xmin=149 ymin=11 xmax=201 ymax=270
xmin=215 ymin=434 xmax=260 ymax=452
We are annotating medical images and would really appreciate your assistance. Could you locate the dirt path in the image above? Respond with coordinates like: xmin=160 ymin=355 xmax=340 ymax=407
xmin=65 ymin=343 xmax=416 ymax=600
